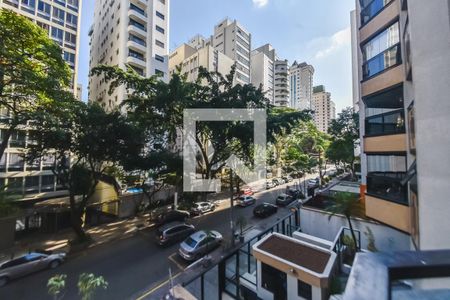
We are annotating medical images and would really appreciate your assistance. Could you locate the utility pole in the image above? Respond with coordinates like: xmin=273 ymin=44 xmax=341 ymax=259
xmin=230 ymin=169 xmax=235 ymax=247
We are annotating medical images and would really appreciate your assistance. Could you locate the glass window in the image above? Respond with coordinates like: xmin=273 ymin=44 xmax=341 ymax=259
xmin=155 ymin=54 xmax=164 ymax=63
xmin=38 ymin=0 xmax=50 ymax=14
xmin=360 ymin=0 xmax=393 ymax=26
xmin=156 ymin=11 xmax=165 ymax=20
xmin=362 ymin=22 xmax=401 ymax=78
xmin=51 ymin=27 xmax=64 ymax=40
xmin=21 ymin=0 xmax=36 ymax=7
xmin=363 ymin=22 xmax=399 ymax=62
xmin=66 ymin=13 xmax=78 ymax=26
xmin=25 ymin=176 xmax=40 ymax=194
xmin=52 ymin=7 xmax=65 ymax=21
xmin=298 ymin=280 xmax=312 ymax=300
xmin=41 ymin=175 xmax=55 ymax=191
xmin=155 ymin=25 xmax=164 ymax=34
xmin=155 ymin=39 xmax=165 ymax=48
xmin=8 ymin=153 xmax=24 ymax=171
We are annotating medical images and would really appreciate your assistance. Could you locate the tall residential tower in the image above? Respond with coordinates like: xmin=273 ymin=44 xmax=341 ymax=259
xmin=89 ymin=0 xmax=169 ymax=111
xmin=313 ymin=85 xmax=335 ymax=133
xmin=289 ymin=61 xmax=314 ymax=111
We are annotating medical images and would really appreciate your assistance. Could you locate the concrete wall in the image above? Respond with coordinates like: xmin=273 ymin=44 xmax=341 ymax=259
xmin=0 ymin=217 xmax=16 ymax=251
xmin=408 ymin=0 xmax=450 ymax=250
xmin=300 ymin=206 xmax=410 ymax=252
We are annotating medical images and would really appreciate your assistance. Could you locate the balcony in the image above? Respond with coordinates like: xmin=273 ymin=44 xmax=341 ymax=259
xmin=364 ymin=133 xmax=406 ymax=152
xmin=363 ymin=43 xmax=401 ymax=80
xmin=365 ymin=109 xmax=405 ymax=136
xmin=127 ymin=37 xmax=147 ymax=53
xmin=126 ymin=56 xmax=146 ymax=68
xmin=128 ymin=9 xmax=147 ymax=24
xmin=367 ymin=172 xmax=407 ymax=204
xmin=366 ymin=195 xmax=411 ymax=233
xmin=128 ymin=20 xmax=147 ymax=38
xmin=359 ymin=0 xmax=400 ymax=42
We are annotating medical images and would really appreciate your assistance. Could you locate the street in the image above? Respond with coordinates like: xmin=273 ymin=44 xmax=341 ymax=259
xmin=0 ymin=176 xmax=318 ymax=300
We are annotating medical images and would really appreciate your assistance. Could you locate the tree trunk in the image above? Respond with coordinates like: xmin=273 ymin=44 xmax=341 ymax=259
xmin=70 ymin=208 xmax=89 ymax=242
xmin=0 ymin=127 xmax=13 ymax=163
xmin=346 ymin=215 xmax=358 ymax=252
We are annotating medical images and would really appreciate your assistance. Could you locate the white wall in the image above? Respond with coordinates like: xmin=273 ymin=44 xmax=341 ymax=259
xmin=300 ymin=206 xmax=410 ymax=252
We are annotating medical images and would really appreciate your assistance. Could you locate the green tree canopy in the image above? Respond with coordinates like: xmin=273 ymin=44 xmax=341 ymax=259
xmin=0 ymin=9 xmax=73 ymax=161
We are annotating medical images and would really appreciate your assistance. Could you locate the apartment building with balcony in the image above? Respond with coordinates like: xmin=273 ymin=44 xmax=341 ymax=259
xmin=168 ymin=42 xmax=234 ymax=83
xmin=0 ymin=0 xmax=82 ymax=97
xmin=213 ymin=18 xmax=252 ymax=85
xmin=274 ymin=59 xmax=290 ymax=107
xmin=352 ymin=0 xmax=450 ymax=251
xmin=89 ymin=0 xmax=169 ymax=111
xmin=251 ymin=44 xmax=276 ymax=104
xmin=312 ymin=85 xmax=336 ymax=133
xmin=289 ymin=61 xmax=314 ymax=111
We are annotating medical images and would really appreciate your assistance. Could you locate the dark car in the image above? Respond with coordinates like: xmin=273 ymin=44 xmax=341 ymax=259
xmin=156 ymin=222 xmax=196 ymax=246
xmin=287 ymin=188 xmax=305 ymax=200
xmin=152 ymin=210 xmax=190 ymax=226
xmin=253 ymin=203 xmax=278 ymax=218
xmin=190 ymin=202 xmax=216 ymax=216
xmin=275 ymin=193 xmax=295 ymax=206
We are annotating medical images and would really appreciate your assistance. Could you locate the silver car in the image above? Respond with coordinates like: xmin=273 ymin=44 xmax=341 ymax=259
xmin=235 ymin=196 xmax=256 ymax=207
xmin=0 ymin=251 xmax=66 ymax=286
xmin=179 ymin=230 xmax=223 ymax=261
xmin=156 ymin=222 xmax=196 ymax=246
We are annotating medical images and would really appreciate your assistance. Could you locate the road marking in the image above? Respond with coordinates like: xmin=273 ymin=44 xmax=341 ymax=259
xmin=135 ymin=271 xmax=182 ymax=300
xmin=168 ymin=252 xmax=186 ymax=271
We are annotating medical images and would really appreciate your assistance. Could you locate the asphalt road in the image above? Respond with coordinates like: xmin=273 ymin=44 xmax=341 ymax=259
xmin=0 ymin=176 xmax=317 ymax=300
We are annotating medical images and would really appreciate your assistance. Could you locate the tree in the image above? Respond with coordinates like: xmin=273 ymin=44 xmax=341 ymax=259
xmin=0 ymin=9 xmax=72 ymax=161
xmin=91 ymin=65 xmax=310 ymax=201
xmin=27 ymin=102 xmax=145 ymax=242
xmin=47 ymin=273 xmax=108 ymax=300
xmin=326 ymin=192 xmax=363 ymax=252
xmin=328 ymin=107 xmax=359 ymax=179
xmin=78 ymin=273 xmax=108 ymax=300
xmin=47 ymin=274 xmax=67 ymax=300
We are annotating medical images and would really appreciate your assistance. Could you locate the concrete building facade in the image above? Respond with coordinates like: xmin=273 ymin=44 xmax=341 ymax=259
xmin=168 ymin=43 xmax=234 ymax=83
xmin=274 ymin=59 xmax=290 ymax=107
xmin=89 ymin=0 xmax=169 ymax=111
xmin=312 ymin=85 xmax=335 ymax=133
xmin=0 ymin=0 xmax=82 ymax=97
xmin=289 ymin=61 xmax=314 ymax=111
xmin=213 ymin=18 xmax=251 ymax=85
xmin=251 ymin=44 xmax=276 ymax=104
xmin=353 ymin=0 xmax=450 ymax=251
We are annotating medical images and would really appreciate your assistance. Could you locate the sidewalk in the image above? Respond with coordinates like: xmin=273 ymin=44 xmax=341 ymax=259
xmin=0 ymin=214 xmax=151 ymax=261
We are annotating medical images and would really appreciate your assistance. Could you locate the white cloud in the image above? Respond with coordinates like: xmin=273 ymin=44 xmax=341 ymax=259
xmin=314 ymin=27 xmax=351 ymax=59
xmin=252 ymin=0 xmax=269 ymax=8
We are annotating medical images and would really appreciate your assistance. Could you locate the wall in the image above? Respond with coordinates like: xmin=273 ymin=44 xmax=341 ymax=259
xmin=300 ymin=206 xmax=410 ymax=252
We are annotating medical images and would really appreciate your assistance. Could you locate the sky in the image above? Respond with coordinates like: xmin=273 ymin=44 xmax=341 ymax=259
xmin=78 ymin=0 xmax=356 ymax=113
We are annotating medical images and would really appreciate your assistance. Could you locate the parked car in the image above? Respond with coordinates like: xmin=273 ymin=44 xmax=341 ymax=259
xmin=151 ymin=209 xmax=190 ymax=226
xmin=282 ymin=175 xmax=293 ymax=183
xmin=272 ymin=178 xmax=282 ymax=185
xmin=235 ymin=196 xmax=256 ymax=207
xmin=276 ymin=193 xmax=295 ymax=206
xmin=277 ymin=177 xmax=286 ymax=184
xmin=271 ymin=179 xmax=280 ymax=186
xmin=287 ymin=188 xmax=305 ymax=200
xmin=266 ymin=180 xmax=275 ymax=189
xmin=190 ymin=202 xmax=216 ymax=216
xmin=307 ymin=178 xmax=320 ymax=187
xmin=179 ymin=230 xmax=223 ymax=261
xmin=0 ymin=251 xmax=66 ymax=286
xmin=253 ymin=203 xmax=278 ymax=218
xmin=240 ymin=187 xmax=254 ymax=196
xmin=156 ymin=222 xmax=196 ymax=246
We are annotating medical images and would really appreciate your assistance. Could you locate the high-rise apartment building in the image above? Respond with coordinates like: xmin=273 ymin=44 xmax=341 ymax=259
xmin=0 ymin=0 xmax=82 ymax=97
xmin=0 ymin=0 xmax=82 ymax=202
xmin=89 ymin=0 xmax=169 ymax=111
xmin=251 ymin=44 xmax=276 ymax=104
xmin=168 ymin=43 xmax=234 ymax=83
xmin=312 ymin=85 xmax=335 ymax=133
xmin=213 ymin=18 xmax=251 ymax=85
xmin=353 ymin=0 xmax=450 ymax=250
xmin=289 ymin=61 xmax=314 ymax=111
xmin=274 ymin=59 xmax=290 ymax=107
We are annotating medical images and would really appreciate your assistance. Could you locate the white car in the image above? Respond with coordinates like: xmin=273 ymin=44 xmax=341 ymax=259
xmin=179 ymin=230 xmax=223 ymax=261
xmin=0 ymin=251 xmax=66 ymax=286
xmin=235 ymin=196 xmax=256 ymax=207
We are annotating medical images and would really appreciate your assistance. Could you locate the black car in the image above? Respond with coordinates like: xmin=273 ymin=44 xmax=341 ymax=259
xmin=156 ymin=222 xmax=196 ymax=246
xmin=152 ymin=210 xmax=190 ymax=226
xmin=253 ymin=203 xmax=278 ymax=218
xmin=287 ymin=188 xmax=305 ymax=200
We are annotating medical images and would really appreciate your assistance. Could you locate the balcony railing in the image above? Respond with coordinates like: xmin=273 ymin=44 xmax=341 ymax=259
xmin=363 ymin=43 xmax=401 ymax=80
xmin=365 ymin=109 xmax=405 ymax=136
xmin=367 ymin=172 xmax=408 ymax=205
xmin=129 ymin=19 xmax=147 ymax=32
xmin=360 ymin=0 xmax=393 ymax=26
xmin=130 ymin=4 xmax=147 ymax=17
xmin=128 ymin=35 xmax=147 ymax=47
